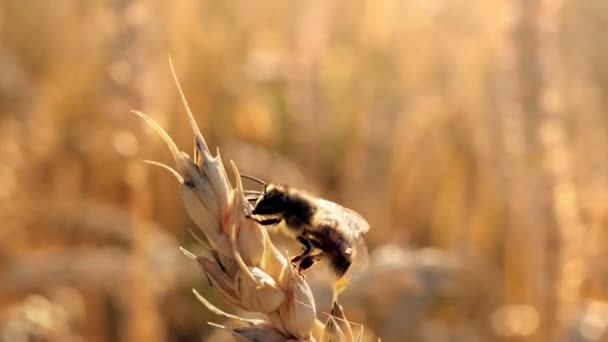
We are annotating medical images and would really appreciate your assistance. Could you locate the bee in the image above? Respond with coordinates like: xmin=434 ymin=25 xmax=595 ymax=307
xmin=241 ymin=175 xmax=370 ymax=285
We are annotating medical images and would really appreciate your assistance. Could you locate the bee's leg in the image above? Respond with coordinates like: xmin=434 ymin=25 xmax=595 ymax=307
xmin=246 ymin=215 xmax=282 ymax=226
xmin=297 ymin=235 xmax=313 ymax=254
xmin=291 ymin=236 xmax=312 ymax=265
xmin=298 ymin=253 xmax=323 ymax=273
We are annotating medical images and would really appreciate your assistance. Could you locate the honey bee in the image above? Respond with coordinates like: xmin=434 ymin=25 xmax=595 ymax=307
xmin=241 ymin=175 xmax=370 ymax=286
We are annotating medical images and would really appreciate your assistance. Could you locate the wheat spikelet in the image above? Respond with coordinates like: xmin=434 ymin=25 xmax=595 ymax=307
xmin=133 ymin=59 xmax=361 ymax=341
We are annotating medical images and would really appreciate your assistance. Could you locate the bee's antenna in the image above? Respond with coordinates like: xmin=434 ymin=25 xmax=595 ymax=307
xmin=245 ymin=195 xmax=259 ymax=202
xmin=244 ymin=191 xmax=262 ymax=201
xmin=239 ymin=174 xmax=267 ymax=186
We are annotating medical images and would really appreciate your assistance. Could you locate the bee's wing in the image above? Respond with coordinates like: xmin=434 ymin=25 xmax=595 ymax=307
xmin=316 ymin=199 xmax=370 ymax=239
xmin=317 ymin=198 xmax=370 ymax=270
xmin=347 ymin=236 xmax=369 ymax=274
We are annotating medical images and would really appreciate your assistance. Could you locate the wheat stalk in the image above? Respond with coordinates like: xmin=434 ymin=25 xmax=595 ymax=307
xmin=132 ymin=59 xmax=360 ymax=342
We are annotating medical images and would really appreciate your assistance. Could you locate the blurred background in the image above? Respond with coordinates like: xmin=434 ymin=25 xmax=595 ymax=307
xmin=1 ymin=0 xmax=608 ymax=341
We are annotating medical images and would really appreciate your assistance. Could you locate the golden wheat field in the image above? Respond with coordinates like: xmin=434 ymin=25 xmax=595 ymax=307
xmin=1 ymin=0 xmax=608 ymax=341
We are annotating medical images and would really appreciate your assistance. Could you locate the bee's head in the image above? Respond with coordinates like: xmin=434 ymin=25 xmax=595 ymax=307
xmin=252 ymin=184 xmax=287 ymax=215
